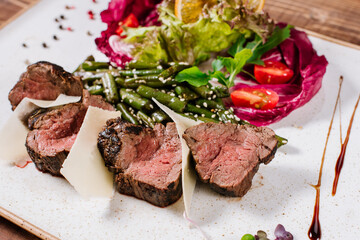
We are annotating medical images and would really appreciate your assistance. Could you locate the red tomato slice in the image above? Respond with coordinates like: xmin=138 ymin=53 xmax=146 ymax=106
xmin=116 ymin=13 xmax=139 ymax=36
xmin=254 ymin=61 xmax=294 ymax=84
xmin=122 ymin=13 xmax=139 ymax=28
xmin=231 ymin=88 xmax=279 ymax=110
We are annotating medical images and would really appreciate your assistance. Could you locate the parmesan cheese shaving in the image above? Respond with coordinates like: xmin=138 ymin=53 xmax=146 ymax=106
xmin=60 ymin=107 xmax=120 ymax=198
xmin=152 ymin=99 xmax=200 ymax=216
xmin=0 ymin=95 xmax=81 ymax=165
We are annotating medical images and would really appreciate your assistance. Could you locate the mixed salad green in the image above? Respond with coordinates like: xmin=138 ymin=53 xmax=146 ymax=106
xmin=96 ymin=0 xmax=328 ymax=126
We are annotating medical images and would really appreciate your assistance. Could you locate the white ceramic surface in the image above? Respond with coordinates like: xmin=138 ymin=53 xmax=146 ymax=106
xmin=0 ymin=0 xmax=359 ymax=239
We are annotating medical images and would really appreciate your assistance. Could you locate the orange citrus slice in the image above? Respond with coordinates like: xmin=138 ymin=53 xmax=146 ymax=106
xmin=175 ymin=0 xmax=216 ymax=24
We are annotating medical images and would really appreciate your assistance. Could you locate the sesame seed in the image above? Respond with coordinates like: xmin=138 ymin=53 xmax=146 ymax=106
xmin=224 ymin=111 xmax=229 ymax=114
xmin=211 ymin=114 xmax=216 ymax=118
xmin=180 ymin=98 xmax=185 ymax=101
xmin=129 ymin=99 xmax=133 ymax=103
xmin=196 ymin=105 xmax=201 ymax=108
xmin=201 ymin=114 xmax=205 ymax=117
xmin=150 ymin=104 xmax=154 ymax=109
xmin=194 ymin=114 xmax=198 ymax=118
xmin=203 ymin=102 xmax=208 ymax=108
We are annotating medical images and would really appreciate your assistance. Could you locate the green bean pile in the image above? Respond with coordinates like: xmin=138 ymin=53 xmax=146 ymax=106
xmin=73 ymin=56 xmax=244 ymax=128
xmin=73 ymin=56 xmax=287 ymax=146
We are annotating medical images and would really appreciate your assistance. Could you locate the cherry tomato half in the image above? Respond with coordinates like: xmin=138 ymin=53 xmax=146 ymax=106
xmin=254 ymin=61 xmax=294 ymax=84
xmin=230 ymin=88 xmax=279 ymax=110
xmin=115 ymin=13 xmax=139 ymax=36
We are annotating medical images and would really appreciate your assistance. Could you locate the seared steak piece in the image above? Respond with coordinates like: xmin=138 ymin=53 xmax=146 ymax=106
xmin=8 ymin=61 xmax=83 ymax=110
xmin=25 ymin=92 xmax=114 ymax=176
xmin=183 ymin=123 xmax=278 ymax=197
xmin=26 ymin=103 xmax=86 ymax=176
xmin=98 ymin=118 xmax=182 ymax=207
xmin=82 ymin=89 xmax=114 ymax=111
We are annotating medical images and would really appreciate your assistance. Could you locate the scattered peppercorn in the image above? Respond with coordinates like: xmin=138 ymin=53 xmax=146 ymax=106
xmin=60 ymin=15 xmax=65 ymax=20
xmin=53 ymin=35 xmax=59 ymax=40
xmin=22 ymin=43 xmax=27 ymax=48
xmin=65 ymin=5 xmax=75 ymax=10
xmin=55 ymin=18 xmax=59 ymax=22
xmin=42 ymin=43 xmax=48 ymax=48
xmin=87 ymin=31 xmax=93 ymax=36
xmin=59 ymin=25 xmax=64 ymax=30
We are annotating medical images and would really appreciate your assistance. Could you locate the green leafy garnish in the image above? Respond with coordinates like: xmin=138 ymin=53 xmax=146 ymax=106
xmin=228 ymin=25 xmax=293 ymax=65
xmin=175 ymin=66 xmax=210 ymax=87
xmin=176 ymin=25 xmax=292 ymax=88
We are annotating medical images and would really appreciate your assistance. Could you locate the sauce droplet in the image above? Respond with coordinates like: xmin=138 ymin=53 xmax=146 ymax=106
xmin=332 ymin=94 xmax=360 ymax=195
xmin=308 ymin=76 xmax=343 ymax=239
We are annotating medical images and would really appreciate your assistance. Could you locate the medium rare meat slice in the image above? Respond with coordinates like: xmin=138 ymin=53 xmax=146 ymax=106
xmin=82 ymin=89 xmax=114 ymax=111
xmin=25 ymin=92 xmax=114 ymax=176
xmin=98 ymin=118 xmax=182 ymax=207
xmin=8 ymin=61 xmax=83 ymax=110
xmin=183 ymin=123 xmax=278 ymax=197
xmin=26 ymin=103 xmax=86 ymax=176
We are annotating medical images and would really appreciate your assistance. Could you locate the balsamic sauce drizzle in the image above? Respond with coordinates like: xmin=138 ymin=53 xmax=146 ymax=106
xmin=332 ymin=94 xmax=360 ymax=196
xmin=308 ymin=77 xmax=343 ymax=240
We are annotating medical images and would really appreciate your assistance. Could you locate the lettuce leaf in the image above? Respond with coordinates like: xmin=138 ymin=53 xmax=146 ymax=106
xmin=230 ymin=25 xmax=328 ymax=126
xmin=95 ymin=0 xmax=274 ymax=67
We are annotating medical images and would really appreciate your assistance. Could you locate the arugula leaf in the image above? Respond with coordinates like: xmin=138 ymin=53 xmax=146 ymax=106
xmin=228 ymin=37 xmax=247 ymax=57
xmin=249 ymin=25 xmax=292 ymax=64
xmin=175 ymin=66 xmax=210 ymax=87
xmin=228 ymin=25 xmax=292 ymax=64
xmin=211 ymin=59 xmax=224 ymax=72
xmin=210 ymin=71 xmax=227 ymax=86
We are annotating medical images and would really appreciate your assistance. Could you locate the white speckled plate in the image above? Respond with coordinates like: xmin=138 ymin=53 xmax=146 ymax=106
xmin=0 ymin=0 xmax=359 ymax=239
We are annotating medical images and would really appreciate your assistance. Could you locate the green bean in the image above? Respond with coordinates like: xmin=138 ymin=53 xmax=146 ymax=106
xmin=189 ymin=85 xmax=215 ymax=99
xmin=119 ymin=88 xmax=153 ymax=111
xmin=87 ymin=85 xmax=104 ymax=95
xmin=197 ymin=116 xmax=220 ymax=123
xmin=213 ymin=85 xmax=230 ymax=98
xmin=101 ymin=72 xmax=119 ymax=103
xmin=73 ymin=56 xmax=95 ymax=72
xmin=118 ymin=69 xmax=162 ymax=77
xmin=124 ymin=75 xmax=160 ymax=84
xmin=126 ymin=61 xmax=160 ymax=69
xmin=151 ymin=110 xmax=170 ymax=123
xmin=158 ymin=64 xmax=190 ymax=79
xmin=137 ymin=111 xmax=155 ymax=128
xmin=195 ymin=99 xmax=226 ymax=111
xmin=80 ymin=61 xmax=110 ymax=71
xmin=217 ymin=110 xmax=237 ymax=124
xmin=116 ymin=77 xmax=177 ymax=88
xmin=116 ymin=103 xmax=139 ymax=125
xmin=174 ymin=86 xmax=199 ymax=101
xmin=136 ymin=85 xmax=187 ymax=113
xmin=185 ymin=104 xmax=216 ymax=119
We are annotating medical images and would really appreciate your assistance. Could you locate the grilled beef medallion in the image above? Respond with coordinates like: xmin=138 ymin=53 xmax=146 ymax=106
xmin=98 ymin=118 xmax=182 ymax=207
xmin=8 ymin=61 xmax=83 ymax=110
xmin=183 ymin=122 xmax=278 ymax=197
xmin=26 ymin=103 xmax=86 ymax=176
xmin=25 ymin=90 xmax=114 ymax=176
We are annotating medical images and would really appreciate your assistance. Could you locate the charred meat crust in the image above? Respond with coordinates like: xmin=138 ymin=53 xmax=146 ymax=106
xmin=98 ymin=118 xmax=182 ymax=207
xmin=115 ymin=172 xmax=182 ymax=207
xmin=8 ymin=61 xmax=83 ymax=110
xmin=25 ymin=103 xmax=86 ymax=176
xmin=183 ymin=122 xmax=278 ymax=197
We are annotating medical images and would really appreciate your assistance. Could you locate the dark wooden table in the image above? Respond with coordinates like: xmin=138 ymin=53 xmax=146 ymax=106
xmin=0 ymin=0 xmax=359 ymax=239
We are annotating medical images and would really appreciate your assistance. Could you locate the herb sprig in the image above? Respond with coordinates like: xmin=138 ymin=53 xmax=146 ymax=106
xmin=175 ymin=25 xmax=292 ymax=89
